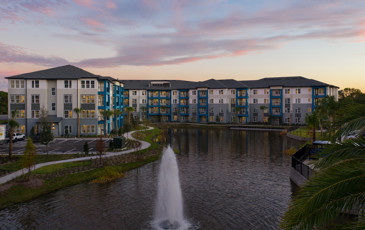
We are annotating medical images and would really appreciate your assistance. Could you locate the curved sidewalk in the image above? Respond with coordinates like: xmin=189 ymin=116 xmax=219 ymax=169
xmin=0 ymin=126 xmax=153 ymax=185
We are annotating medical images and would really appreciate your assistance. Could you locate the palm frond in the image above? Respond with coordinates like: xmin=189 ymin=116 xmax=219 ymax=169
xmin=281 ymin=159 xmax=365 ymax=230
xmin=334 ymin=104 xmax=365 ymax=140
xmin=316 ymin=137 xmax=365 ymax=169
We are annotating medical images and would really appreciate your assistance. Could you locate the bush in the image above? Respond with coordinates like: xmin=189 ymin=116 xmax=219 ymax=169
xmin=109 ymin=140 xmax=114 ymax=150
xmin=83 ymin=142 xmax=89 ymax=155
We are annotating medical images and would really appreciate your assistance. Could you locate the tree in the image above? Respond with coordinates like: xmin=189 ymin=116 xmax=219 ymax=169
xmin=125 ymin=106 xmax=135 ymax=123
xmin=338 ymin=88 xmax=362 ymax=99
xmin=281 ymin=103 xmax=365 ymax=230
xmin=83 ymin=141 xmax=89 ymax=155
xmin=8 ymin=110 xmax=19 ymax=160
xmin=305 ymin=111 xmax=319 ymax=143
xmin=0 ymin=91 xmax=8 ymax=115
xmin=39 ymin=108 xmax=54 ymax=155
xmin=73 ymin=107 xmax=83 ymax=137
xmin=101 ymin=110 xmax=113 ymax=137
xmin=22 ymin=138 xmax=36 ymax=178
xmin=113 ymin=109 xmax=121 ymax=134
xmin=95 ymin=135 xmax=105 ymax=163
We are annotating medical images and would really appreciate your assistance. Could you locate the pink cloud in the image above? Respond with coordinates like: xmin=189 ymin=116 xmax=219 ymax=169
xmin=73 ymin=0 xmax=94 ymax=7
xmin=84 ymin=18 xmax=104 ymax=31
xmin=106 ymin=1 xmax=117 ymax=9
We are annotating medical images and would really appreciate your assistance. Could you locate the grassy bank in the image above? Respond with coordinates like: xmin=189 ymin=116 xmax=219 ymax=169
xmin=0 ymin=128 xmax=162 ymax=210
xmin=289 ymin=127 xmax=329 ymax=140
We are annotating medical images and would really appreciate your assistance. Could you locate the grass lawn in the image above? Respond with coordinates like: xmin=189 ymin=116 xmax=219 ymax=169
xmin=289 ymin=127 xmax=329 ymax=140
xmin=0 ymin=154 xmax=80 ymax=172
xmin=0 ymin=127 xmax=162 ymax=210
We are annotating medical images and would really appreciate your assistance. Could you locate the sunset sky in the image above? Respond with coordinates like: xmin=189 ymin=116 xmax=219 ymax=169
xmin=1 ymin=0 xmax=365 ymax=92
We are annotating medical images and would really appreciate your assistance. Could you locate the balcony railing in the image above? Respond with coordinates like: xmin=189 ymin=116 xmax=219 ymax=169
xmin=271 ymin=91 xmax=281 ymax=96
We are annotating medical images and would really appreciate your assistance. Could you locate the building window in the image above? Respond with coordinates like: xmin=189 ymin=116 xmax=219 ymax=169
xmin=173 ymin=91 xmax=177 ymax=96
xmin=219 ymin=90 xmax=224 ymax=95
xmin=253 ymin=108 xmax=257 ymax=113
xmin=64 ymin=110 xmax=72 ymax=118
xmin=91 ymin=80 xmax=95 ymax=88
xmin=12 ymin=110 xmax=25 ymax=118
xmin=264 ymin=99 xmax=269 ymax=104
xmin=253 ymin=116 xmax=257 ymax=122
xmin=81 ymin=80 xmax=85 ymax=88
xmin=81 ymin=110 xmax=95 ymax=118
xmin=31 ymin=95 xmax=39 ymax=104
xmin=285 ymin=117 xmax=290 ymax=123
xmin=64 ymin=80 xmax=72 ymax=88
xmin=132 ymin=91 xmax=137 ymax=95
xmin=173 ymin=99 xmax=177 ymax=104
xmin=82 ymin=125 xmax=96 ymax=133
xmin=10 ymin=95 xmax=25 ymax=104
xmin=285 ymin=107 xmax=290 ymax=113
xmin=81 ymin=95 xmax=95 ymax=104
xmin=253 ymin=98 xmax=258 ymax=104
xmin=141 ymin=91 xmax=146 ymax=95
xmin=219 ymin=99 xmax=223 ymax=104
xmin=64 ymin=95 xmax=72 ymax=103
xmin=231 ymin=90 xmax=235 ymax=95
xmin=52 ymin=88 xmax=56 ymax=95
xmin=285 ymin=89 xmax=290 ymax=94
xmin=295 ymin=98 xmax=301 ymax=104
xmin=32 ymin=80 xmax=39 ymax=88
xmin=295 ymin=107 xmax=301 ymax=113
xmin=11 ymin=80 xmax=25 ymax=88
xmin=308 ymin=98 xmax=311 ymax=102
xmin=296 ymin=88 xmax=301 ymax=94
xmin=308 ymin=108 xmax=312 ymax=112
xmin=141 ymin=99 xmax=146 ymax=104
xmin=253 ymin=90 xmax=257 ymax=95
xmin=32 ymin=110 xmax=40 ymax=118
xmin=52 ymin=103 xmax=56 ymax=111
xmin=86 ymin=80 xmax=90 ymax=88
xmin=209 ymin=99 xmax=214 ymax=104
xmin=231 ymin=98 xmax=235 ymax=104
xmin=264 ymin=89 xmax=269 ymax=94
xmin=295 ymin=117 xmax=300 ymax=124
xmin=193 ymin=99 xmax=197 ymax=104
xmin=209 ymin=90 xmax=214 ymax=95
xmin=64 ymin=125 xmax=72 ymax=135
xmin=192 ymin=90 xmax=196 ymax=95
xmin=132 ymin=99 xmax=137 ymax=105
xmin=285 ymin=98 xmax=290 ymax=104
xmin=308 ymin=88 xmax=311 ymax=92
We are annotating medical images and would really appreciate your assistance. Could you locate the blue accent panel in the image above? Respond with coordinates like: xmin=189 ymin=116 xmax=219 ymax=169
xmin=312 ymin=86 xmax=327 ymax=111
xmin=236 ymin=88 xmax=248 ymax=124
xmin=270 ymin=89 xmax=283 ymax=117
xmin=197 ymin=90 xmax=208 ymax=123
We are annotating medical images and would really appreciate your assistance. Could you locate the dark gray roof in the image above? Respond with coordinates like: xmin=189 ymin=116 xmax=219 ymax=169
xmin=122 ymin=79 xmax=248 ymax=90
xmin=36 ymin=115 xmax=63 ymax=123
xmin=6 ymin=65 xmax=105 ymax=80
xmin=241 ymin=76 xmax=338 ymax=88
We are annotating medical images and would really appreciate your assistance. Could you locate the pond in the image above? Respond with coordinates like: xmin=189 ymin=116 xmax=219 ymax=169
xmin=0 ymin=128 xmax=302 ymax=230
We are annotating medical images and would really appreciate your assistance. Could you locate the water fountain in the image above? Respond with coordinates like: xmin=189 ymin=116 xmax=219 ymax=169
xmin=153 ymin=146 xmax=190 ymax=230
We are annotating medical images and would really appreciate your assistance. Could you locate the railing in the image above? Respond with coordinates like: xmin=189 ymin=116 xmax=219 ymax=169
xmin=292 ymin=145 xmax=314 ymax=179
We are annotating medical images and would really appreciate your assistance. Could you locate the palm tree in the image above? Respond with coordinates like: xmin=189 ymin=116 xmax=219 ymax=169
xmin=73 ymin=107 xmax=83 ymax=137
xmin=281 ymin=103 xmax=365 ymax=230
xmin=125 ymin=106 xmax=134 ymax=123
xmin=101 ymin=110 xmax=113 ymax=136
xmin=8 ymin=110 xmax=19 ymax=160
xmin=305 ymin=111 xmax=319 ymax=143
xmin=113 ymin=109 xmax=121 ymax=134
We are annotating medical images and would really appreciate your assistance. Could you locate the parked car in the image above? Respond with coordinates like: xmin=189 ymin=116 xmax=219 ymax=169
xmin=5 ymin=133 xmax=25 ymax=143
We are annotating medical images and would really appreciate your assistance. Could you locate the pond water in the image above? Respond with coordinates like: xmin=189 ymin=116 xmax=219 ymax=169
xmin=0 ymin=128 xmax=302 ymax=230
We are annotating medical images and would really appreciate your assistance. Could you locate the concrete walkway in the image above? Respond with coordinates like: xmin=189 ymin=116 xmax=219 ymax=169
xmin=0 ymin=126 xmax=153 ymax=185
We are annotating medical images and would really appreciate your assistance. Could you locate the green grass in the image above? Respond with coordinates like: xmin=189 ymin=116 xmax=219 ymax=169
xmin=289 ymin=127 xmax=329 ymax=140
xmin=0 ymin=154 xmax=79 ymax=172
xmin=33 ymin=161 xmax=92 ymax=174
xmin=0 ymin=127 xmax=163 ymax=210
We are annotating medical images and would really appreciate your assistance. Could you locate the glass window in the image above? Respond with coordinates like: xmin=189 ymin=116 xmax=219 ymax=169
xmin=32 ymin=95 xmax=39 ymax=103
xmin=11 ymin=80 xmax=14 ymax=88
xmin=64 ymin=80 xmax=72 ymax=88
xmin=91 ymin=81 xmax=95 ymax=88
xmin=16 ymin=80 xmax=19 ymax=88
xmin=64 ymin=110 xmax=72 ymax=118
xmin=32 ymin=80 xmax=39 ymax=88
xmin=52 ymin=88 xmax=56 ymax=95
xmin=219 ymin=90 xmax=224 ymax=95
xmin=81 ymin=80 xmax=85 ymax=88
xmin=64 ymin=95 xmax=72 ymax=103
xmin=253 ymin=90 xmax=257 ymax=94
xmin=86 ymin=81 xmax=90 ymax=88
xmin=52 ymin=103 xmax=56 ymax=111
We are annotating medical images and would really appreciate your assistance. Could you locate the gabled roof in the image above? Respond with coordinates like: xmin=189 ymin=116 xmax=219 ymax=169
xmin=6 ymin=65 xmax=102 ymax=80
xmin=241 ymin=76 xmax=338 ymax=88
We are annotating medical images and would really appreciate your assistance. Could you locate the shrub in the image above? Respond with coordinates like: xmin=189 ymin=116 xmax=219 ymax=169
xmin=83 ymin=142 xmax=89 ymax=155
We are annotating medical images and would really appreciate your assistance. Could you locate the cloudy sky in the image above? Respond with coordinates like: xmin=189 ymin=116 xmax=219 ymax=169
xmin=1 ymin=0 xmax=365 ymax=91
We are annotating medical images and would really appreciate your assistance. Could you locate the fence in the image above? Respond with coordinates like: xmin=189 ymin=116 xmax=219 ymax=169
xmin=292 ymin=145 xmax=314 ymax=179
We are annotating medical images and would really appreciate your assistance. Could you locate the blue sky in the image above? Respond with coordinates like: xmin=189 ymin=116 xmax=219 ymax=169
xmin=1 ymin=0 xmax=365 ymax=91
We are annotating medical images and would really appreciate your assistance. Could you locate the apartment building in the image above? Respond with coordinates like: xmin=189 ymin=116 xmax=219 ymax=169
xmin=7 ymin=65 xmax=338 ymax=137
xmin=7 ymin=65 xmax=124 ymax=136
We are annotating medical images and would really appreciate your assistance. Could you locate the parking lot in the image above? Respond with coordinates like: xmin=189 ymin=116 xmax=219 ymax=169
xmin=0 ymin=138 xmax=112 ymax=155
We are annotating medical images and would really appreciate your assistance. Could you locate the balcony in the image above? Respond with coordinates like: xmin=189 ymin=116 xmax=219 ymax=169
xmin=237 ymin=91 xmax=246 ymax=97
xmin=271 ymin=99 xmax=281 ymax=106
xmin=180 ymin=92 xmax=188 ymax=98
xmin=272 ymin=109 xmax=281 ymax=115
xmin=271 ymin=90 xmax=281 ymax=97
xmin=160 ymin=92 xmax=171 ymax=98
xmin=198 ymin=91 xmax=207 ymax=97
xmin=198 ymin=100 xmax=207 ymax=106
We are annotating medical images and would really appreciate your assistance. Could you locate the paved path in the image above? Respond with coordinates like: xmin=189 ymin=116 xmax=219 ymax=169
xmin=0 ymin=126 xmax=153 ymax=185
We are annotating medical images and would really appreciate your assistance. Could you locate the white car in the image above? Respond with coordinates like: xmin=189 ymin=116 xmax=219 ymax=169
xmin=5 ymin=133 xmax=25 ymax=142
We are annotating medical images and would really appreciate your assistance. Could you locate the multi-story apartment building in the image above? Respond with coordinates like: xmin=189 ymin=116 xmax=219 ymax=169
xmin=7 ymin=65 xmax=338 ymax=136
xmin=7 ymin=65 xmax=124 ymax=136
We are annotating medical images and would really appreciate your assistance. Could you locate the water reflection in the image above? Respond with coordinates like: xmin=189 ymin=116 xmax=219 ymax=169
xmin=0 ymin=128 xmax=302 ymax=230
